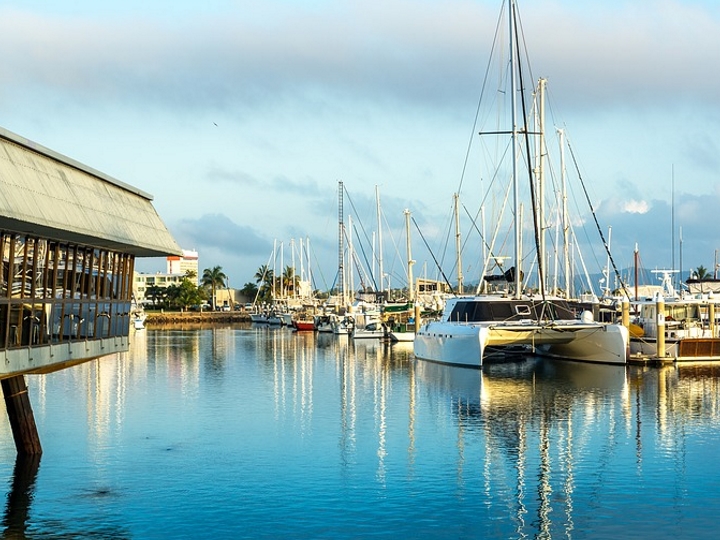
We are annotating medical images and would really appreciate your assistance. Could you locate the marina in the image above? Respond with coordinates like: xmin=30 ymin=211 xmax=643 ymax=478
xmin=0 ymin=1 xmax=719 ymax=537
xmin=1 ymin=324 xmax=720 ymax=538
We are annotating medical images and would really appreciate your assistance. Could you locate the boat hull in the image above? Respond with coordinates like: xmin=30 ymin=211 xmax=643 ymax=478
xmin=415 ymin=320 xmax=628 ymax=367
xmin=294 ymin=320 xmax=316 ymax=331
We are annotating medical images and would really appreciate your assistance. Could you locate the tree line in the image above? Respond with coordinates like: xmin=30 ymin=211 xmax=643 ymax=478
xmin=143 ymin=266 xmax=229 ymax=311
xmin=142 ymin=264 xmax=303 ymax=311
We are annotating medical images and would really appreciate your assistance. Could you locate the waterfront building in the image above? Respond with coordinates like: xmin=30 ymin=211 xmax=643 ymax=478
xmin=133 ymin=249 xmax=201 ymax=305
xmin=133 ymin=271 xmax=187 ymax=305
xmin=166 ymin=249 xmax=199 ymax=283
xmin=0 ymin=126 xmax=179 ymax=453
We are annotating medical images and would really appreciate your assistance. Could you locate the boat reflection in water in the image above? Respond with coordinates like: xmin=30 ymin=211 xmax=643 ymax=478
xmin=2 ymin=327 xmax=720 ymax=538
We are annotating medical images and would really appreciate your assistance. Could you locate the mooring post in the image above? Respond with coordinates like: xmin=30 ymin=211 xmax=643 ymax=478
xmin=656 ymin=297 xmax=666 ymax=359
xmin=1 ymin=375 xmax=42 ymax=455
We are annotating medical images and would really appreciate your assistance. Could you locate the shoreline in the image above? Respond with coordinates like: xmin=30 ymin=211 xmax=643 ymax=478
xmin=144 ymin=311 xmax=252 ymax=325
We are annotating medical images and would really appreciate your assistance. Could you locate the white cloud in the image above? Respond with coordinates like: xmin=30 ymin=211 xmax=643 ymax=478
xmin=622 ymin=200 xmax=650 ymax=214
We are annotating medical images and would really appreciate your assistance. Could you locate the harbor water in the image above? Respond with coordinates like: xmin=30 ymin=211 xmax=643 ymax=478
xmin=2 ymin=324 xmax=720 ymax=538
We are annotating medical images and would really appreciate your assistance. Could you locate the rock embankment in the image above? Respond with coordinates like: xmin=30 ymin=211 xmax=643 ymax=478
xmin=145 ymin=311 xmax=251 ymax=325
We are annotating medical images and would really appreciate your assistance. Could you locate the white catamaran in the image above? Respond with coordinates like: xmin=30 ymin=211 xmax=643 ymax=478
xmin=413 ymin=0 xmax=628 ymax=368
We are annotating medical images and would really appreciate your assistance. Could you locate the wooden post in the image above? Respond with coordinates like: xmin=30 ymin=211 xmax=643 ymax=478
xmin=710 ymin=303 xmax=716 ymax=337
xmin=656 ymin=298 xmax=666 ymax=359
xmin=622 ymin=300 xmax=630 ymax=328
xmin=414 ymin=304 xmax=422 ymax=333
xmin=1 ymin=375 xmax=42 ymax=455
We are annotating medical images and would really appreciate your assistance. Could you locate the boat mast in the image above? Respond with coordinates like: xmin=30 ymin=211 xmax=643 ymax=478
xmin=272 ymin=238 xmax=277 ymax=300
xmin=348 ymin=214 xmax=355 ymax=301
xmin=376 ymin=185 xmax=384 ymax=298
xmin=306 ymin=236 xmax=312 ymax=298
xmin=536 ymin=78 xmax=547 ymax=294
xmin=510 ymin=0 xmax=521 ymax=299
xmin=404 ymin=209 xmax=415 ymax=303
xmin=454 ymin=193 xmax=463 ymax=294
xmin=291 ymin=238 xmax=296 ymax=299
xmin=338 ymin=181 xmax=346 ymax=308
xmin=634 ymin=243 xmax=639 ymax=301
xmin=558 ymin=128 xmax=570 ymax=296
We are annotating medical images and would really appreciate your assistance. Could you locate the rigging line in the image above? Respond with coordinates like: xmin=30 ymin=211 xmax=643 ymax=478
xmin=411 ymin=216 xmax=457 ymax=297
xmin=512 ymin=0 xmax=546 ymax=302
xmin=457 ymin=1 xmax=506 ymax=196
xmin=341 ymin=184 xmax=379 ymax=291
xmin=461 ymin=202 xmax=506 ymax=274
xmin=351 ymin=221 xmax=378 ymax=291
xmin=565 ymin=137 xmax=631 ymax=299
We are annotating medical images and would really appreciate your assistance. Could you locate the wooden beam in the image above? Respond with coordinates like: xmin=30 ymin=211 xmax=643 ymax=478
xmin=1 ymin=375 xmax=42 ymax=455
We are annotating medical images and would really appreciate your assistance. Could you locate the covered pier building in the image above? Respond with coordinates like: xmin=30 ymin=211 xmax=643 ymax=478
xmin=0 ymin=126 xmax=180 ymax=454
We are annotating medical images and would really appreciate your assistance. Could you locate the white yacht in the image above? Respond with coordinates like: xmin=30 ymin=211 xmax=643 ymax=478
xmin=414 ymin=296 xmax=628 ymax=367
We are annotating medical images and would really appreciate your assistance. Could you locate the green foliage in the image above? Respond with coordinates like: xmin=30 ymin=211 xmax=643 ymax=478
xmin=695 ymin=265 xmax=711 ymax=280
xmin=254 ymin=265 xmax=274 ymax=302
xmin=165 ymin=278 xmax=204 ymax=311
xmin=240 ymin=282 xmax=258 ymax=298
xmin=144 ymin=285 xmax=166 ymax=307
xmin=202 ymin=265 xmax=228 ymax=309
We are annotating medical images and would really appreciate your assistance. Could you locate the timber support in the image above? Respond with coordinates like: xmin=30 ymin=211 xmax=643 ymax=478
xmin=1 ymin=376 xmax=42 ymax=455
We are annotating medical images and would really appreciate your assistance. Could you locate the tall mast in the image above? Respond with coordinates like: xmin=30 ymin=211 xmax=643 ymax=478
xmin=290 ymin=239 xmax=296 ymax=299
xmin=559 ymin=128 xmax=569 ymax=296
xmin=510 ymin=0 xmax=521 ymax=299
xmin=634 ymin=243 xmax=639 ymax=301
xmin=348 ymin=214 xmax=355 ymax=302
xmin=306 ymin=236 xmax=312 ymax=299
xmin=338 ymin=181 xmax=345 ymax=307
xmin=454 ymin=193 xmax=463 ymax=294
xmin=376 ymin=185 xmax=384 ymax=296
xmin=404 ymin=209 xmax=415 ymax=303
xmin=272 ymin=239 xmax=277 ymax=300
xmin=537 ymin=78 xmax=547 ymax=293
xmin=299 ymin=237 xmax=304 ymax=297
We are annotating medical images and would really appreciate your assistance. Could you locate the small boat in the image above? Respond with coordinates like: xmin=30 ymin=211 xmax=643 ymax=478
xmin=351 ymin=319 xmax=386 ymax=340
xmin=250 ymin=313 xmax=269 ymax=324
xmin=331 ymin=315 xmax=354 ymax=335
xmin=133 ymin=316 xmax=145 ymax=330
xmin=294 ymin=319 xmax=316 ymax=331
xmin=315 ymin=315 xmax=334 ymax=333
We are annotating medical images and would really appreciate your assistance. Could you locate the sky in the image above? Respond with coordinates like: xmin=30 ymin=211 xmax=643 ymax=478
xmin=1 ymin=0 xmax=719 ymax=294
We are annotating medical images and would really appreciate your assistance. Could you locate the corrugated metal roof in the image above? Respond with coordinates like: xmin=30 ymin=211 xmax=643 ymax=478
xmin=0 ymin=126 xmax=181 ymax=257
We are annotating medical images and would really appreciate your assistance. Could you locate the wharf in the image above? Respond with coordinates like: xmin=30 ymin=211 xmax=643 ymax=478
xmin=627 ymin=355 xmax=675 ymax=367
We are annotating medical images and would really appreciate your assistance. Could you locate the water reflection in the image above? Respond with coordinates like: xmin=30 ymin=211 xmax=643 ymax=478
xmin=1 ymin=454 xmax=40 ymax=539
xmin=2 ymin=328 xmax=720 ymax=537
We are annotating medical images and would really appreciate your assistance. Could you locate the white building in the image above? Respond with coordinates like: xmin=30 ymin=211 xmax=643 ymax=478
xmin=167 ymin=249 xmax=199 ymax=284
xmin=133 ymin=249 xmax=200 ymax=305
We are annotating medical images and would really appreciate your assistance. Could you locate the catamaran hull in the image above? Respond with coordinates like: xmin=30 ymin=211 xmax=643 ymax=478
xmin=414 ymin=322 xmax=628 ymax=367
xmin=536 ymin=325 xmax=628 ymax=365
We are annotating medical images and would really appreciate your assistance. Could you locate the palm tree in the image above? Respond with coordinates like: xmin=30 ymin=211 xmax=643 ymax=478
xmin=282 ymin=265 xmax=299 ymax=298
xmin=696 ymin=265 xmax=710 ymax=280
xmin=254 ymin=264 xmax=274 ymax=302
xmin=202 ymin=266 xmax=228 ymax=310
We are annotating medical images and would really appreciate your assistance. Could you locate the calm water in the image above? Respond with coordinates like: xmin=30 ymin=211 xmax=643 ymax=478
xmin=1 ymin=325 xmax=720 ymax=539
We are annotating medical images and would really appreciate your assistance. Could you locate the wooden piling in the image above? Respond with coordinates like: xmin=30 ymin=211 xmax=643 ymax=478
xmin=657 ymin=297 xmax=666 ymax=359
xmin=1 ymin=375 xmax=42 ymax=455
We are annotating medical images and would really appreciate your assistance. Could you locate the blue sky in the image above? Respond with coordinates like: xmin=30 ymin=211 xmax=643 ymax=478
xmin=1 ymin=0 xmax=719 ymax=292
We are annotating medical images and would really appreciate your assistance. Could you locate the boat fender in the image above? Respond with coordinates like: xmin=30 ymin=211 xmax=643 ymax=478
xmin=629 ymin=323 xmax=644 ymax=337
xmin=580 ymin=310 xmax=594 ymax=323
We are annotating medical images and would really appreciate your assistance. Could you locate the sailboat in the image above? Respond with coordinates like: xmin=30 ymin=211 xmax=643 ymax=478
xmin=413 ymin=0 xmax=628 ymax=368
